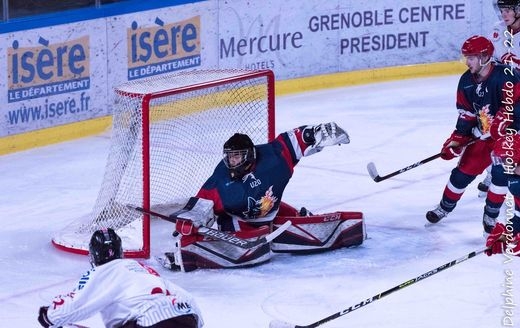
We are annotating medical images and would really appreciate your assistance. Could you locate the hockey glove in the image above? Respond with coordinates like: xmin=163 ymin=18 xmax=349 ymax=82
xmin=492 ymin=134 xmax=520 ymax=166
xmin=37 ymin=306 xmax=53 ymax=328
xmin=302 ymin=122 xmax=350 ymax=156
xmin=501 ymin=52 xmax=520 ymax=67
xmin=170 ymin=197 xmax=215 ymax=229
xmin=485 ymin=223 xmax=520 ymax=256
xmin=490 ymin=110 xmax=513 ymax=140
xmin=440 ymin=131 xmax=472 ymax=160
xmin=175 ymin=219 xmax=199 ymax=236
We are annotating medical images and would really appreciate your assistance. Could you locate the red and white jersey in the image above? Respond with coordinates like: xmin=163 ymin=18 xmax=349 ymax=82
xmin=491 ymin=20 xmax=520 ymax=69
xmin=46 ymin=259 xmax=204 ymax=328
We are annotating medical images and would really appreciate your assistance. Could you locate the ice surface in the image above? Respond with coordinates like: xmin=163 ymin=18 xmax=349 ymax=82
xmin=0 ymin=75 xmax=516 ymax=328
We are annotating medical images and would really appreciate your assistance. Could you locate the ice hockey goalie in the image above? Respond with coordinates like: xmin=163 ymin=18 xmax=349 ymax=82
xmin=161 ymin=122 xmax=366 ymax=272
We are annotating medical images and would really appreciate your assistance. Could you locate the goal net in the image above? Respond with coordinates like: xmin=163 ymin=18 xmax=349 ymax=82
xmin=52 ymin=69 xmax=275 ymax=258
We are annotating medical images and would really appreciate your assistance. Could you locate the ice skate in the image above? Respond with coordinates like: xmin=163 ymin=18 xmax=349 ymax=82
xmin=299 ymin=207 xmax=313 ymax=216
xmin=482 ymin=213 xmax=497 ymax=234
xmin=477 ymin=172 xmax=491 ymax=198
xmin=426 ymin=205 xmax=449 ymax=223
xmin=156 ymin=253 xmax=182 ymax=271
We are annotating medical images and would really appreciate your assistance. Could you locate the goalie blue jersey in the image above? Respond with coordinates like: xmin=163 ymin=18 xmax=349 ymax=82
xmin=196 ymin=129 xmax=308 ymax=226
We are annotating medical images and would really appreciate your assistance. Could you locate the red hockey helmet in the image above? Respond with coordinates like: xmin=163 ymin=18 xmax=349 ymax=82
xmin=461 ymin=35 xmax=494 ymax=57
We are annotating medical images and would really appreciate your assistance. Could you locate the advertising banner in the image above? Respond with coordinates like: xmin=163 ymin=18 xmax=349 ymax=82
xmin=2 ymin=20 xmax=108 ymax=136
xmin=0 ymin=0 xmax=499 ymax=139
xmin=217 ymin=0 xmax=497 ymax=79
xmin=105 ymin=1 xmax=219 ymax=99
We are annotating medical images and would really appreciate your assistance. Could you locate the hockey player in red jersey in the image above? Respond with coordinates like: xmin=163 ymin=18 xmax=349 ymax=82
xmin=38 ymin=228 xmax=204 ymax=328
xmin=426 ymin=35 xmax=520 ymax=233
xmin=485 ymin=134 xmax=520 ymax=256
xmin=162 ymin=122 xmax=366 ymax=272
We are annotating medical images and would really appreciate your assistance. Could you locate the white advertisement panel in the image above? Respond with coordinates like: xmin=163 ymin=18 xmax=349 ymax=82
xmin=2 ymin=20 xmax=108 ymax=136
xmin=217 ymin=0 xmax=497 ymax=79
xmin=0 ymin=0 xmax=501 ymax=138
xmin=105 ymin=1 xmax=219 ymax=105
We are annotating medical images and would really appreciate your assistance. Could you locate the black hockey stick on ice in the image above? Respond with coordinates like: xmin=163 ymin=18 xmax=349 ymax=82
xmin=127 ymin=204 xmax=291 ymax=249
xmin=367 ymin=139 xmax=477 ymax=182
xmin=269 ymin=248 xmax=487 ymax=328
xmin=366 ymin=152 xmax=442 ymax=182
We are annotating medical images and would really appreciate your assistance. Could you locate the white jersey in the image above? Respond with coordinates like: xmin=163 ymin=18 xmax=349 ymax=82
xmin=491 ymin=20 xmax=520 ymax=69
xmin=46 ymin=259 xmax=204 ymax=328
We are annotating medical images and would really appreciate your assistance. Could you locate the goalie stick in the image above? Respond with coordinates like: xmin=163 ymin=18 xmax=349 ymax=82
xmin=127 ymin=204 xmax=291 ymax=249
xmin=269 ymin=248 xmax=487 ymax=328
xmin=367 ymin=139 xmax=477 ymax=182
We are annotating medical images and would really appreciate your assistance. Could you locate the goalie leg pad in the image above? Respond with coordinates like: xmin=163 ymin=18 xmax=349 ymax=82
xmin=271 ymin=212 xmax=366 ymax=253
xmin=166 ymin=226 xmax=273 ymax=272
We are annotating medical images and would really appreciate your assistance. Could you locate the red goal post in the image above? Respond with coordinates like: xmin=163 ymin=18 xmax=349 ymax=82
xmin=52 ymin=69 xmax=275 ymax=258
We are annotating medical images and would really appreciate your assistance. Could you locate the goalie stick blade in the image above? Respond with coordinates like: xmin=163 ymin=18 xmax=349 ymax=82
xmin=366 ymin=162 xmax=382 ymax=182
xmin=155 ymin=255 xmax=176 ymax=270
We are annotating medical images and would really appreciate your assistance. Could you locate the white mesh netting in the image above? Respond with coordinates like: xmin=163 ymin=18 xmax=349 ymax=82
xmin=52 ymin=69 xmax=274 ymax=257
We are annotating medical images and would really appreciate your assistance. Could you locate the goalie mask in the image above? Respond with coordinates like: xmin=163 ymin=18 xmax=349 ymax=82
xmin=89 ymin=228 xmax=123 ymax=266
xmin=223 ymin=133 xmax=256 ymax=179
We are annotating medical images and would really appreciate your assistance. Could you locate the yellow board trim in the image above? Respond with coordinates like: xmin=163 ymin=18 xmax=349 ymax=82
xmin=0 ymin=116 xmax=111 ymax=155
xmin=276 ymin=61 xmax=466 ymax=95
xmin=0 ymin=61 xmax=466 ymax=155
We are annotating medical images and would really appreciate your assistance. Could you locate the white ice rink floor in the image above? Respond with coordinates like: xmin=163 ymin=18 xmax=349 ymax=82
xmin=0 ymin=74 xmax=517 ymax=328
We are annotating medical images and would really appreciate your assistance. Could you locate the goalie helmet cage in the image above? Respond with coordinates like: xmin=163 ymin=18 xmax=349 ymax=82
xmin=52 ymin=69 xmax=275 ymax=258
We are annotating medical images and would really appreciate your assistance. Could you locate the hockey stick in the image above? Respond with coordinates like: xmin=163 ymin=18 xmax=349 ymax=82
xmin=367 ymin=139 xmax=477 ymax=183
xmin=269 ymin=248 xmax=487 ymax=328
xmin=366 ymin=152 xmax=442 ymax=182
xmin=127 ymin=204 xmax=291 ymax=249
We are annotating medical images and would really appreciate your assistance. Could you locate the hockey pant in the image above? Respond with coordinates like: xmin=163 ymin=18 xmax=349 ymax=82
xmin=439 ymin=139 xmax=508 ymax=215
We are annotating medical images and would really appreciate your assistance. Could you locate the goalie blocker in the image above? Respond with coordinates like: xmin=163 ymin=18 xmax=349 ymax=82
xmin=161 ymin=202 xmax=365 ymax=272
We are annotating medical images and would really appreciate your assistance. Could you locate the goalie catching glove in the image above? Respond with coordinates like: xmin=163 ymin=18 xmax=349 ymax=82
xmin=302 ymin=122 xmax=350 ymax=156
